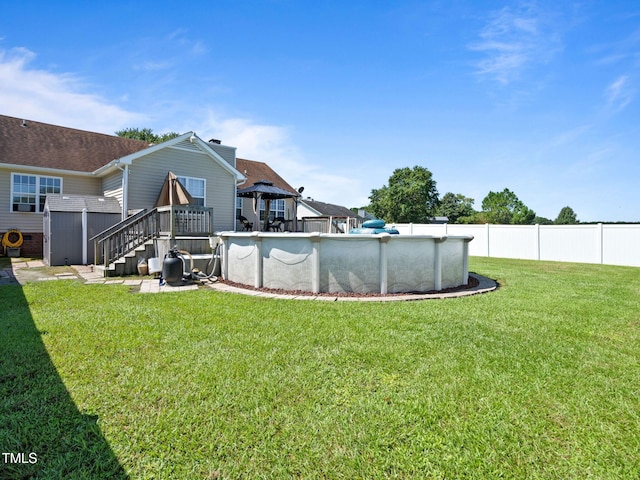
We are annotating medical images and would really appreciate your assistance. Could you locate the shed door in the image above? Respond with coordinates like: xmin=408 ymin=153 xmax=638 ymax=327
xmin=49 ymin=212 xmax=83 ymax=265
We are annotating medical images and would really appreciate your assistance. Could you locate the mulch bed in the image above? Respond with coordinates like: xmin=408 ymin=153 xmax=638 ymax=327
xmin=219 ymin=275 xmax=480 ymax=298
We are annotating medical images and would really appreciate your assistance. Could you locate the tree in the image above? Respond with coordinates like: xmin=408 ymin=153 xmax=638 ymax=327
xmin=481 ymin=188 xmax=536 ymax=224
xmin=554 ymin=206 xmax=578 ymax=224
xmin=115 ymin=127 xmax=180 ymax=143
xmin=434 ymin=192 xmax=476 ymax=224
xmin=368 ymin=166 xmax=439 ymax=223
xmin=533 ymin=216 xmax=553 ymax=225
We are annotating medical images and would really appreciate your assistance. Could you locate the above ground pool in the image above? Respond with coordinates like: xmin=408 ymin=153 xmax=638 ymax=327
xmin=217 ymin=232 xmax=474 ymax=294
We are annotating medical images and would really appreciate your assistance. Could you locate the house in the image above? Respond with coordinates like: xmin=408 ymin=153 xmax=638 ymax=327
xmin=296 ymin=198 xmax=363 ymax=233
xmin=298 ymin=198 xmax=358 ymax=219
xmin=1 ymin=114 xmax=246 ymax=257
xmin=235 ymin=158 xmax=299 ymax=228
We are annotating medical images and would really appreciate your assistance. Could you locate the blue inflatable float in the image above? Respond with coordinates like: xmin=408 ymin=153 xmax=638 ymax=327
xmin=349 ymin=219 xmax=399 ymax=235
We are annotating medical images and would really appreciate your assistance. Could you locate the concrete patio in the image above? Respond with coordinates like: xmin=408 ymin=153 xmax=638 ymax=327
xmin=0 ymin=259 xmax=197 ymax=293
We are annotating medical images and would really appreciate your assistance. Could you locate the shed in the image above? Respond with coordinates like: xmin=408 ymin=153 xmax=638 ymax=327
xmin=43 ymin=194 xmax=122 ymax=266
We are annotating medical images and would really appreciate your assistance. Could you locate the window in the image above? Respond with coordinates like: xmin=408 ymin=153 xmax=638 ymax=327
xmin=177 ymin=176 xmax=205 ymax=206
xmin=12 ymin=174 xmax=61 ymax=213
xmin=260 ymin=198 xmax=285 ymax=220
xmin=236 ymin=197 xmax=243 ymax=219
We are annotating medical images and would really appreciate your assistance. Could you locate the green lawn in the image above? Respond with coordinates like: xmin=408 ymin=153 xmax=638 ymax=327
xmin=1 ymin=257 xmax=639 ymax=479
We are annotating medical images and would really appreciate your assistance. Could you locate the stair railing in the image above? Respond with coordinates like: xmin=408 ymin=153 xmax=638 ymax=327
xmin=91 ymin=208 xmax=159 ymax=268
xmin=91 ymin=205 xmax=214 ymax=269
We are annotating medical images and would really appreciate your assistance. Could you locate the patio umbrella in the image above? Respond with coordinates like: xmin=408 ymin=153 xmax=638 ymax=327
xmin=154 ymin=171 xmax=195 ymax=207
xmin=237 ymin=179 xmax=299 ymax=231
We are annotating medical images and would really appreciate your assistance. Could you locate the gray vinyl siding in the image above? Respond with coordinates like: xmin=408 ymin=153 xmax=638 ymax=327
xmin=126 ymin=147 xmax=237 ymax=231
xmin=173 ymin=138 xmax=236 ymax=168
xmin=0 ymin=167 xmax=100 ymax=233
xmin=101 ymin=171 xmax=123 ymax=206
xmin=207 ymin=143 xmax=236 ymax=168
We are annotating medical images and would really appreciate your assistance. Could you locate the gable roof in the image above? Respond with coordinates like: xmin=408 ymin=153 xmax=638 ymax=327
xmin=95 ymin=131 xmax=246 ymax=181
xmin=300 ymin=198 xmax=360 ymax=218
xmin=236 ymin=158 xmax=298 ymax=196
xmin=0 ymin=114 xmax=150 ymax=172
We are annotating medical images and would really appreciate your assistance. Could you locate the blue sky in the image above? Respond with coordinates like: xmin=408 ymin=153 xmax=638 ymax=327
xmin=1 ymin=1 xmax=639 ymax=221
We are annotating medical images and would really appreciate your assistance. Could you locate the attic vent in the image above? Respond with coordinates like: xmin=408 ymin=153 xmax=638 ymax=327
xmin=21 ymin=120 xmax=27 ymax=127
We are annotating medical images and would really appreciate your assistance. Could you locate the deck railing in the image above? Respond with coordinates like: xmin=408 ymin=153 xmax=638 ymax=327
xmin=158 ymin=205 xmax=213 ymax=237
xmin=300 ymin=216 xmax=363 ymax=234
xmin=92 ymin=205 xmax=213 ymax=267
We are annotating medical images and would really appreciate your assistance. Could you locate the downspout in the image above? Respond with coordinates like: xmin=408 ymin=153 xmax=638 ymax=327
xmin=114 ymin=161 xmax=129 ymax=220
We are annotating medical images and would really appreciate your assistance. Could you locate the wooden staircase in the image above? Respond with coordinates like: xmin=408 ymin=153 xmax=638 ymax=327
xmin=91 ymin=205 xmax=214 ymax=277
xmin=98 ymin=239 xmax=157 ymax=277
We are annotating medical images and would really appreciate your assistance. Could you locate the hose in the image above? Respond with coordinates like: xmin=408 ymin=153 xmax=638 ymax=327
xmin=177 ymin=245 xmax=220 ymax=283
xmin=177 ymin=249 xmax=194 ymax=274
xmin=2 ymin=229 xmax=23 ymax=256
xmin=198 ymin=245 xmax=220 ymax=281
xmin=2 ymin=229 xmax=24 ymax=248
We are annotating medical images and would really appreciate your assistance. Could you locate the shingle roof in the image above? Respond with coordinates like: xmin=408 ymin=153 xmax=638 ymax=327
xmin=300 ymin=199 xmax=360 ymax=218
xmin=236 ymin=158 xmax=298 ymax=195
xmin=44 ymin=194 xmax=122 ymax=213
xmin=0 ymin=114 xmax=151 ymax=172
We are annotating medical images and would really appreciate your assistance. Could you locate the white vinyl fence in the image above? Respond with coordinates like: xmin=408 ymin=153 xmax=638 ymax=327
xmin=392 ymin=223 xmax=640 ymax=267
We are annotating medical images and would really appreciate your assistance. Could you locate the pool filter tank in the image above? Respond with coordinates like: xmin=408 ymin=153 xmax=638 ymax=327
xmin=162 ymin=247 xmax=184 ymax=284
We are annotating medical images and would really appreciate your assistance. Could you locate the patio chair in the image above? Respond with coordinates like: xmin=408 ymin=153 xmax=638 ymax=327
xmin=270 ymin=216 xmax=285 ymax=231
xmin=239 ymin=216 xmax=253 ymax=231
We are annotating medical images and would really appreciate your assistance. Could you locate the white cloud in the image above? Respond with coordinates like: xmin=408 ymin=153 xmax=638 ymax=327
xmin=550 ymin=124 xmax=592 ymax=147
xmin=135 ymin=60 xmax=174 ymax=71
xmin=605 ymin=75 xmax=634 ymax=111
xmin=0 ymin=46 xmax=363 ymax=208
xmin=591 ymin=27 xmax=640 ymax=66
xmin=166 ymin=29 xmax=207 ymax=57
xmin=199 ymin=111 xmax=364 ymax=206
xmin=0 ymin=47 xmax=145 ymax=133
xmin=470 ymin=5 xmax=560 ymax=85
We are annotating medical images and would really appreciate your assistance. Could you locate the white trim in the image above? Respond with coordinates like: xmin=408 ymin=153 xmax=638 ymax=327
xmin=170 ymin=145 xmax=208 ymax=154
xmin=0 ymin=163 xmax=93 ymax=177
xmin=82 ymin=208 xmax=88 ymax=265
xmin=177 ymin=175 xmax=206 ymax=206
